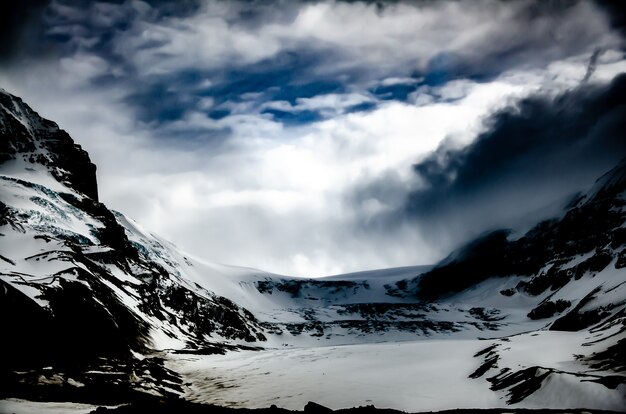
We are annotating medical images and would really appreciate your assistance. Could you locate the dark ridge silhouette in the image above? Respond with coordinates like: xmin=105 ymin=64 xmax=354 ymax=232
xmin=0 ymin=89 xmax=98 ymax=200
xmin=86 ymin=399 xmax=625 ymax=414
xmin=412 ymin=158 xmax=626 ymax=302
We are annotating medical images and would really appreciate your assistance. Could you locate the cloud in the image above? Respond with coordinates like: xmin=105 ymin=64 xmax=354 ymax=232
xmin=261 ymin=92 xmax=376 ymax=120
xmin=1 ymin=1 xmax=625 ymax=276
xmin=594 ymin=0 xmax=626 ymax=39
xmin=405 ymin=73 xmax=626 ymax=248
xmin=7 ymin=0 xmax=620 ymax=127
xmin=0 ymin=1 xmax=50 ymax=62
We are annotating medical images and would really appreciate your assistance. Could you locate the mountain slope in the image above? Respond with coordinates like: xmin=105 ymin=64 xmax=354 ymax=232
xmin=397 ymin=157 xmax=626 ymax=343
xmin=0 ymin=89 xmax=625 ymax=411
xmin=0 ymin=89 xmax=97 ymax=200
xmin=163 ymin=160 xmax=626 ymax=411
xmin=0 ymin=89 xmax=268 ymax=403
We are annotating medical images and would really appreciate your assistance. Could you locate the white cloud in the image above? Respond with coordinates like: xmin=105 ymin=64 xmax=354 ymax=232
xmin=1 ymin=1 xmax=625 ymax=276
xmin=108 ymin=0 xmax=620 ymax=81
xmin=260 ymin=93 xmax=375 ymax=118
xmin=93 ymin=62 xmax=608 ymax=276
xmin=380 ymin=77 xmax=422 ymax=87
xmin=296 ymin=93 xmax=373 ymax=111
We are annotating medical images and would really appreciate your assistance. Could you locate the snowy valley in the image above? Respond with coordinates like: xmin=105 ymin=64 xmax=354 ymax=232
xmin=1 ymin=88 xmax=625 ymax=413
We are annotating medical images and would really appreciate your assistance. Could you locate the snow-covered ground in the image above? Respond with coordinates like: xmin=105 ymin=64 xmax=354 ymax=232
xmin=166 ymin=329 xmax=625 ymax=412
xmin=0 ymin=399 xmax=110 ymax=414
xmin=168 ymin=339 xmax=497 ymax=411
xmin=2 ymin=169 xmax=625 ymax=412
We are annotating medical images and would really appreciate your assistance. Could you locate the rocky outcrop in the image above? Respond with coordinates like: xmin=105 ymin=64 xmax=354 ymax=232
xmin=0 ymin=91 xmax=268 ymax=403
xmin=411 ymin=159 xmax=626 ymax=302
xmin=0 ymin=89 xmax=98 ymax=200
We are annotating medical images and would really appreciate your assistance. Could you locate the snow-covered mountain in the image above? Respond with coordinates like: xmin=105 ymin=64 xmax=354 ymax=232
xmin=1 ymin=89 xmax=624 ymax=412
xmin=0 ymin=89 xmax=270 ymax=402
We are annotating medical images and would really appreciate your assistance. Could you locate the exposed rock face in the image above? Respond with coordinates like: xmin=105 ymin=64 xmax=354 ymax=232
xmin=410 ymin=158 xmax=626 ymax=306
xmin=0 ymin=91 xmax=267 ymax=402
xmin=0 ymin=89 xmax=98 ymax=200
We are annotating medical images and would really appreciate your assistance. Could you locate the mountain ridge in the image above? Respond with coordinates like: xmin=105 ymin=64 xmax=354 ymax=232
xmin=0 ymin=88 xmax=98 ymax=200
xmin=0 ymin=89 xmax=624 ymax=412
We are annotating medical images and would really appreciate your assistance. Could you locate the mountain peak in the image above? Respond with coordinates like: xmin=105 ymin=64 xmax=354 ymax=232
xmin=0 ymin=89 xmax=98 ymax=200
xmin=589 ymin=157 xmax=626 ymax=201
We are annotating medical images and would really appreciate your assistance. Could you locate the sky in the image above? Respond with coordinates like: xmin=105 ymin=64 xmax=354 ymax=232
xmin=1 ymin=0 xmax=626 ymax=277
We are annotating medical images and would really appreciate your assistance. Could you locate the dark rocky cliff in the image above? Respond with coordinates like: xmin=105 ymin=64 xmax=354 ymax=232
xmin=413 ymin=158 xmax=626 ymax=303
xmin=0 ymin=89 xmax=98 ymax=200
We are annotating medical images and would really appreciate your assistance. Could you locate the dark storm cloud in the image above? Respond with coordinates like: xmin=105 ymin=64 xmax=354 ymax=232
xmin=594 ymin=0 xmax=626 ymax=39
xmin=4 ymin=0 xmax=620 ymax=130
xmin=582 ymin=48 xmax=603 ymax=83
xmin=408 ymin=73 xmax=626 ymax=222
xmin=0 ymin=1 xmax=50 ymax=62
xmin=45 ymin=1 xmax=203 ymax=61
xmin=406 ymin=1 xmax=626 ymax=87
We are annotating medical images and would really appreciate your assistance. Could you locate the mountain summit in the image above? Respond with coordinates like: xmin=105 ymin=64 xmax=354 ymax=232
xmin=0 ymin=89 xmax=98 ymax=200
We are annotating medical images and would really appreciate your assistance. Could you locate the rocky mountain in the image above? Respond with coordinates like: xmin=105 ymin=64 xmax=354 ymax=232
xmin=0 ymin=89 xmax=267 ymax=403
xmin=0 ymin=90 xmax=98 ymax=200
xmin=0 ymin=89 xmax=624 ymax=412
